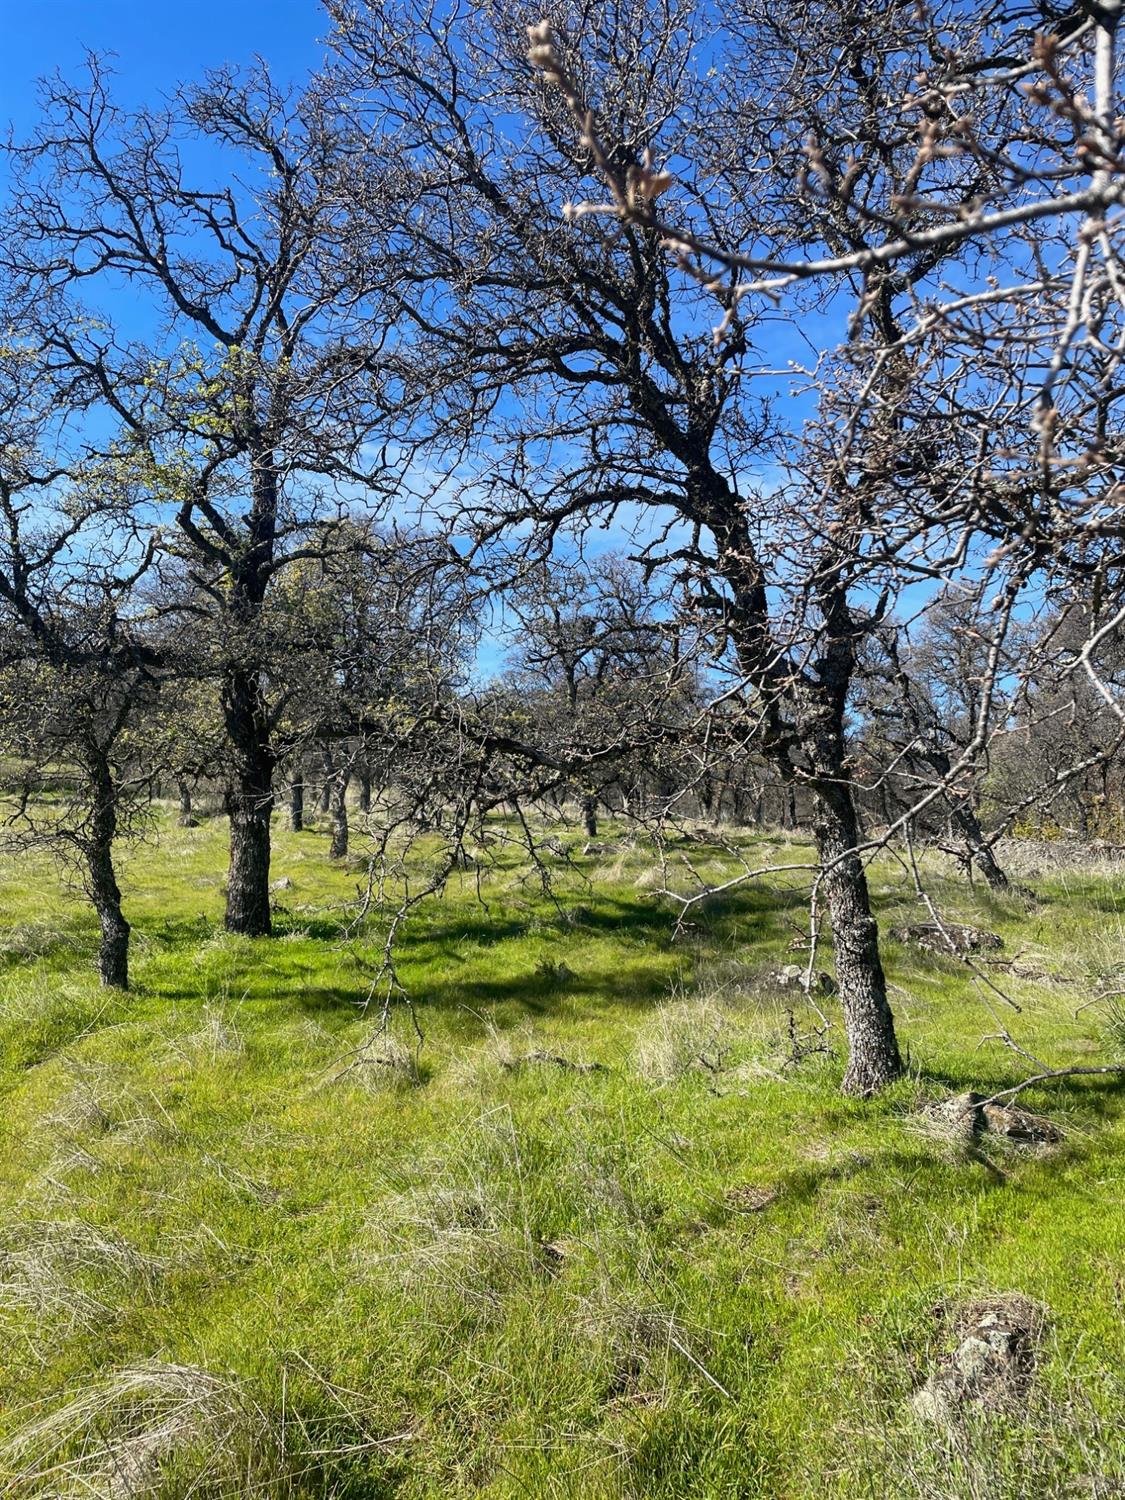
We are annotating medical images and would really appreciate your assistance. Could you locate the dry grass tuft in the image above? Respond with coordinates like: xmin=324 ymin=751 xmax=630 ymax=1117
xmin=0 ymin=1218 xmax=167 ymax=1332
xmin=357 ymin=1176 xmax=529 ymax=1312
xmin=576 ymin=1293 xmax=731 ymax=1406
xmin=344 ymin=1032 xmax=421 ymax=1093
xmin=633 ymin=996 xmax=733 ymax=1083
xmin=2 ymin=1361 xmax=275 ymax=1497
xmin=173 ymin=1003 xmax=246 ymax=1061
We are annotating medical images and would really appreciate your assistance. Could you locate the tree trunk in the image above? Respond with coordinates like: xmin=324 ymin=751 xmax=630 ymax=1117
xmin=581 ymin=792 xmax=598 ymax=838
xmin=814 ymin=778 xmax=902 ymax=1096
xmin=358 ymin=773 xmax=371 ymax=813
xmin=329 ymin=768 xmax=351 ymax=859
xmin=948 ymin=796 xmax=1008 ymax=890
xmin=177 ymin=780 xmax=197 ymax=828
xmin=289 ymin=772 xmax=305 ymax=832
xmin=221 ymin=667 xmax=274 ymax=937
xmin=85 ymin=753 xmax=130 ymax=989
xmin=920 ymin=741 xmax=1009 ymax=890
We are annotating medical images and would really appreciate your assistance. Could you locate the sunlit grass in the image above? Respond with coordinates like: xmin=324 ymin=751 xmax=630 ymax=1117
xmin=1 ymin=805 xmax=1122 ymax=1497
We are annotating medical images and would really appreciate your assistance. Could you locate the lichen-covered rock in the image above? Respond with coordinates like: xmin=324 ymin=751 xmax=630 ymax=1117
xmin=912 ymin=1295 xmax=1045 ymax=1422
xmin=891 ymin=921 xmax=1002 ymax=955
xmin=920 ymin=1091 xmax=1062 ymax=1147
xmin=773 ymin=965 xmax=836 ymax=995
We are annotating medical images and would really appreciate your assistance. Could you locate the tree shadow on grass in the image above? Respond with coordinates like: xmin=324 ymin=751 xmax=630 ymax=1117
xmin=402 ymin=882 xmax=809 ymax=953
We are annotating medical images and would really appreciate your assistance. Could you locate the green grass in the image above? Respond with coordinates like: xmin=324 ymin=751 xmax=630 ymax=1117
xmin=1 ymin=808 xmax=1123 ymax=1498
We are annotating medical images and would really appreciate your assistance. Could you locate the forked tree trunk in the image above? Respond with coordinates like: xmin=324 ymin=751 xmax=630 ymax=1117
xmin=814 ymin=777 xmax=903 ymax=1096
xmin=85 ymin=754 xmax=130 ymax=989
xmin=328 ymin=768 xmax=351 ymax=859
xmin=289 ymin=772 xmax=305 ymax=832
xmin=221 ymin=667 xmax=274 ymax=937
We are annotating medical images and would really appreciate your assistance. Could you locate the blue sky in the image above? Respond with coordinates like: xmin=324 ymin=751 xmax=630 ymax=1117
xmin=2 ymin=0 xmax=327 ymax=135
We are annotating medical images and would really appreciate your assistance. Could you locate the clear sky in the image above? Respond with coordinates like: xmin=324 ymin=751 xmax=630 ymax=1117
xmin=2 ymin=0 xmax=328 ymax=136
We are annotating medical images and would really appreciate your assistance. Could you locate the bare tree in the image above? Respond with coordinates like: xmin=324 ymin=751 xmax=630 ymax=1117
xmin=505 ymin=555 xmax=687 ymax=837
xmin=2 ymin=59 xmax=401 ymax=936
xmin=0 ymin=348 xmax=161 ymax=988
xmin=329 ymin=0 xmax=965 ymax=1091
xmin=516 ymin=0 xmax=1125 ymax=1092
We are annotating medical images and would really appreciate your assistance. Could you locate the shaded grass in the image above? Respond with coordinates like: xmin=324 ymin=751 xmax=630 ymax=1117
xmin=0 ymin=809 xmax=1123 ymax=1496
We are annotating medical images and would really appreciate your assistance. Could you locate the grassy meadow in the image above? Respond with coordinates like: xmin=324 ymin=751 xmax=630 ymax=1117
xmin=1 ymin=806 xmax=1123 ymax=1498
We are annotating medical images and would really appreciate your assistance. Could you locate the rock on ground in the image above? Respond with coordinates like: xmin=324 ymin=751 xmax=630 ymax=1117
xmin=912 ymin=1294 xmax=1046 ymax=1422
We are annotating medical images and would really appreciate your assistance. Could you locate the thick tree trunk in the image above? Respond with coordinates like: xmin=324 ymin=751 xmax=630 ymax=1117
xmin=177 ymin=780 xmax=197 ymax=828
xmin=289 ymin=772 xmax=305 ymax=832
xmin=328 ymin=768 xmax=351 ymax=859
xmin=221 ymin=667 xmax=274 ymax=937
xmin=814 ymin=778 xmax=902 ymax=1096
xmin=85 ymin=755 xmax=130 ymax=989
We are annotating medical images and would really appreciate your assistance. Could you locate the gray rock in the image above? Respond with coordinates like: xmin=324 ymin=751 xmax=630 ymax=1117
xmin=775 ymin=964 xmax=836 ymax=996
xmin=891 ymin=921 xmax=1002 ymax=955
xmin=912 ymin=1296 xmax=1044 ymax=1422
xmin=922 ymin=1091 xmax=1062 ymax=1146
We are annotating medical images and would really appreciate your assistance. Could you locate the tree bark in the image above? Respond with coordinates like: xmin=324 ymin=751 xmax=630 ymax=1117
xmin=948 ymin=794 xmax=1008 ymax=889
xmin=814 ymin=776 xmax=902 ymax=1095
xmin=358 ymin=773 xmax=371 ymax=813
xmin=85 ymin=753 xmax=130 ymax=989
xmin=289 ymin=771 xmax=305 ymax=832
xmin=221 ymin=666 xmax=274 ymax=937
xmin=328 ymin=767 xmax=351 ymax=859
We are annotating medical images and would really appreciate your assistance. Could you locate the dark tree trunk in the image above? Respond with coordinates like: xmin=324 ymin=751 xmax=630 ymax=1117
xmin=177 ymin=780 xmax=197 ymax=828
xmin=85 ymin=753 xmax=130 ymax=989
xmin=358 ymin=774 xmax=371 ymax=814
xmin=221 ymin=666 xmax=274 ymax=937
xmin=785 ymin=784 xmax=798 ymax=831
xmin=328 ymin=768 xmax=351 ymax=859
xmin=948 ymin=795 xmax=1008 ymax=890
xmin=582 ymin=792 xmax=598 ymax=838
xmin=289 ymin=771 xmax=305 ymax=832
xmin=318 ymin=770 xmax=331 ymax=814
xmin=919 ymin=738 xmax=1009 ymax=889
xmin=814 ymin=773 xmax=902 ymax=1095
